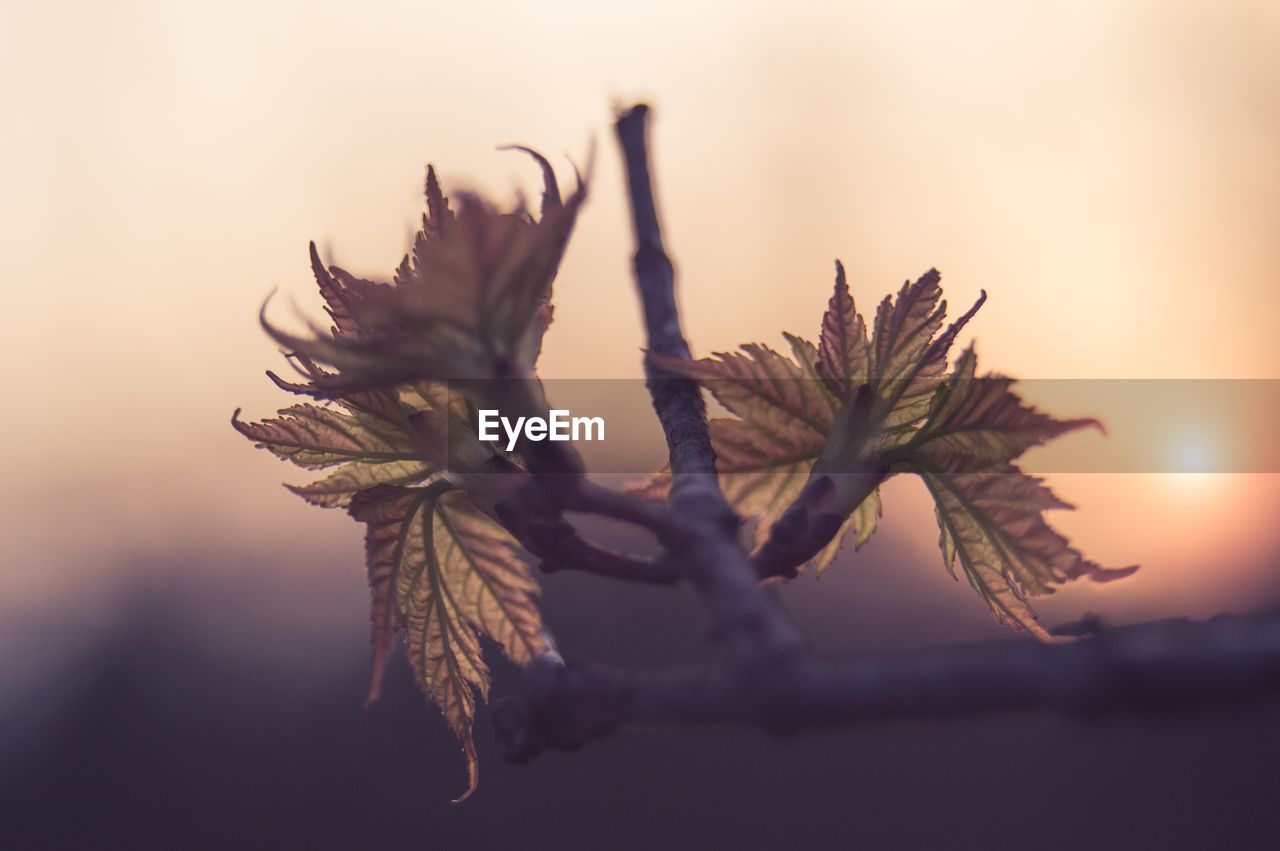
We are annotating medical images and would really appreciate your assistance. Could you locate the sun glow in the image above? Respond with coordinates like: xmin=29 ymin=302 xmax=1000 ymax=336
xmin=1165 ymin=472 xmax=1229 ymax=494
xmin=1161 ymin=423 xmax=1236 ymax=495
xmin=1165 ymin=427 xmax=1226 ymax=475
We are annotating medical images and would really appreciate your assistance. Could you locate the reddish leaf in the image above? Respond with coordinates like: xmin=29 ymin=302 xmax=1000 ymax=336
xmin=817 ymin=260 xmax=870 ymax=398
xmin=266 ymin=153 xmax=587 ymax=391
xmin=905 ymin=345 xmax=1100 ymax=470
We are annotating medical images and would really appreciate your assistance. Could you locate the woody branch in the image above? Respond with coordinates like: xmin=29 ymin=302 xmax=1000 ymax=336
xmin=490 ymin=103 xmax=1280 ymax=763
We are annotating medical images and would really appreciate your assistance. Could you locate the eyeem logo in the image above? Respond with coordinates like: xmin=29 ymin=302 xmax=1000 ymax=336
xmin=477 ymin=409 xmax=605 ymax=452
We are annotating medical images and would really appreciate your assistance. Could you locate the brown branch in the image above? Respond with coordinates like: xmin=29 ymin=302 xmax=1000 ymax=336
xmin=488 ymin=480 xmax=678 ymax=585
xmin=615 ymin=103 xmax=807 ymax=665
xmin=477 ymin=369 xmax=585 ymax=508
xmin=538 ymin=533 xmax=680 ymax=585
xmin=493 ymin=610 xmax=1280 ymax=762
xmin=473 ymin=370 xmax=681 ymax=583
xmin=568 ymin=481 xmax=670 ymax=535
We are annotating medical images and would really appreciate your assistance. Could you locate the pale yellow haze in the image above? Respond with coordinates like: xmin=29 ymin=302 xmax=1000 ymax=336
xmin=1 ymin=1 xmax=1277 ymax=618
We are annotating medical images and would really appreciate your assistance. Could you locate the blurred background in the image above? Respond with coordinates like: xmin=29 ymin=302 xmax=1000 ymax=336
xmin=2 ymin=0 xmax=1278 ymax=847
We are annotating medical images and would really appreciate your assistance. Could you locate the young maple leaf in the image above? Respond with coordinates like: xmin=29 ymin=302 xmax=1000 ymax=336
xmin=640 ymin=333 xmax=840 ymax=552
xmin=263 ymin=151 xmax=588 ymax=395
xmin=644 ymin=264 xmax=968 ymax=572
xmin=649 ymin=262 xmax=1135 ymax=633
xmin=350 ymin=483 xmax=547 ymax=803
xmin=236 ymin=155 xmax=570 ymax=802
xmin=888 ymin=345 xmax=1137 ymax=637
xmin=231 ymin=403 xmax=433 ymax=507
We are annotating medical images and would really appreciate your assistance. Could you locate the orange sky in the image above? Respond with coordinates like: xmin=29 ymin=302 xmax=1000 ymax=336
xmin=2 ymin=0 xmax=1277 ymax=624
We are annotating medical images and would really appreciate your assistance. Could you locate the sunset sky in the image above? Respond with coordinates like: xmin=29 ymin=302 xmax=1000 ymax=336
xmin=3 ymin=0 xmax=1278 ymax=630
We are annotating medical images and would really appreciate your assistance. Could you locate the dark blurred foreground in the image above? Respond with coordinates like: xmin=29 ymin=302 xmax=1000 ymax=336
xmin=2 ymin=559 xmax=1279 ymax=851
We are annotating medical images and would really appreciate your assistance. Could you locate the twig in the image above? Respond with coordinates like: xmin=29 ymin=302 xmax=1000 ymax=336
xmin=539 ymin=534 xmax=681 ymax=585
xmin=568 ymin=481 xmax=671 ymax=535
xmin=493 ymin=610 xmax=1280 ymax=761
xmin=473 ymin=370 xmax=678 ymax=581
xmin=478 ymin=368 xmax=584 ymax=507
xmin=615 ymin=104 xmax=807 ymax=665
